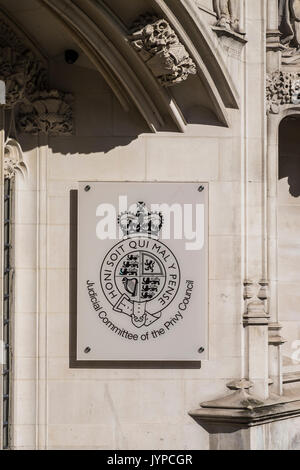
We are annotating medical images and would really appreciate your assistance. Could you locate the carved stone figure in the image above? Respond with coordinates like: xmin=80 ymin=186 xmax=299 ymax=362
xmin=279 ymin=0 xmax=300 ymax=63
xmin=213 ymin=0 xmax=240 ymax=32
xmin=129 ymin=15 xmax=196 ymax=87
xmin=0 ymin=20 xmax=47 ymax=107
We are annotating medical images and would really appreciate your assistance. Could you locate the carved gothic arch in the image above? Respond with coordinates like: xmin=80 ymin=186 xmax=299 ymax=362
xmin=38 ymin=0 xmax=240 ymax=132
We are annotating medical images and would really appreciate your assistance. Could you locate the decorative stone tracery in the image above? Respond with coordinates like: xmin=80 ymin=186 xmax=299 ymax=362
xmin=4 ymin=138 xmax=26 ymax=179
xmin=266 ymin=71 xmax=300 ymax=113
xmin=129 ymin=15 xmax=196 ymax=87
xmin=243 ymin=279 xmax=270 ymax=325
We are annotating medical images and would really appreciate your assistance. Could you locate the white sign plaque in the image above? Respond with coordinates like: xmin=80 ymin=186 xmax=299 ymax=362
xmin=77 ymin=182 xmax=207 ymax=362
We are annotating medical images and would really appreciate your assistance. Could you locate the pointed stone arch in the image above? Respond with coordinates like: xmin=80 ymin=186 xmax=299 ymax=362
xmin=39 ymin=0 xmax=240 ymax=132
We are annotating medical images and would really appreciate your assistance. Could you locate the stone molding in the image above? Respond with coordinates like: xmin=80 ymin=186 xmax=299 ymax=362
xmin=190 ymin=379 xmax=300 ymax=431
xmin=129 ymin=15 xmax=196 ymax=87
xmin=212 ymin=25 xmax=246 ymax=44
xmin=190 ymin=378 xmax=300 ymax=437
xmin=266 ymin=29 xmax=285 ymax=53
xmin=190 ymin=398 xmax=300 ymax=428
xmin=190 ymin=380 xmax=300 ymax=432
xmin=211 ymin=26 xmax=247 ymax=61
xmin=269 ymin=323 xmax=286 ymax=347
xmin=283 ymin=372 xmax=300 ymax=385
xmin=201 ymin=380 xmax=265 ymax=411
xmin=0 ymin=18 xmax=73 ymax=136
xmin=267 ymin=71 xmax=300 ymax=114
xmin=243 ymin=279 xmax=269 ymax=301
xmin=243 ymin=280 xmax=270 ymax=326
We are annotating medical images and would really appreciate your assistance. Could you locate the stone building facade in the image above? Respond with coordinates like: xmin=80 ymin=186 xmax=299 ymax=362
xmin=0 ymin=0 xmax=300 ymax=450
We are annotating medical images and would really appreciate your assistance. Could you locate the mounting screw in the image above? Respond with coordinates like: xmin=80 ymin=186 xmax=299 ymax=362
xmin=198 ymin=347 xmax=205 ymax=354
xmin=84 ymin=185 xmax=91 ymax=192
xmin=198 ymin=186 xmax=205 ymax=193
xmin=84 ymin=347 xmax=91 ymax=354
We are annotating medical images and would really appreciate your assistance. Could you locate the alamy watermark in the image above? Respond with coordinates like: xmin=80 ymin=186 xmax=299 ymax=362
xmin=95 ymin=196 xmax=205 ymax=251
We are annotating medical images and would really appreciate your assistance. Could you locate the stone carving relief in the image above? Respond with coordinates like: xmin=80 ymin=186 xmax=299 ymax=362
xmin=4 ymin=138 xmax=26 ymax=179
xmin=0 ymin=20 xmax=47 ymax=108
xmin=213 ymin=0 xmax=241 ymax=33
xmin=266 ymin=71 xmax=300 ymax=113
xmin=0 ymin=48 xmax=47 ymax=108
xmin=18 ymin=90 xmax=73 ymax=136
xmin=129 ymin=15 xmax=196 ymax=87
xmin=279 ymin=0 xmax=300 ymax=64
xmin=0 ymin=18 xmax=73 ymax=135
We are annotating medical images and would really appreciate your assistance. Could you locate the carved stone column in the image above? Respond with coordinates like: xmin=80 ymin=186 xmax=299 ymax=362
xmin=269 ymin=323 xmax=286 ymax=395
xmin=243 ymin=281 xmax=270 ymax=399
xmin=266 ymin=73 xmax=300 ymax=396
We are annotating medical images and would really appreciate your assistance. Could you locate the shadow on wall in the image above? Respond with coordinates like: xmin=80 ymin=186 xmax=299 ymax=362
xmin=12 ymin=61 xmax=224 ymax=156
xmin=14 ymin=98 xmax=147 ymax=157
xmin=279 ymin=115 xmax=300 ymax=198
xmin=17 ymin=133 xmax=141 ymax=157
xmin=12 ymin=62 xmax=151 ymax=156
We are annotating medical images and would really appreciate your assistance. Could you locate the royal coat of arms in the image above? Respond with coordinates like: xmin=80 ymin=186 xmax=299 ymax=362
xmin=100 ymin=202 xmax=181 ymax=329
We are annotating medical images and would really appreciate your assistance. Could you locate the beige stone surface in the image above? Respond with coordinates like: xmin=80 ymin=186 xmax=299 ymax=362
xmin=145 ymin=137 xmax=219 ymax=181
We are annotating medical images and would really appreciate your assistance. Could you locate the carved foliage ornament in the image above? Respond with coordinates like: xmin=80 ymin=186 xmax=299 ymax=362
xmin=129 ymin=15 xmax=196 ymax=87
xmin=266 ymin=71 xmax=300 ymax=114
xmin=0 ymin=19 xmax=73 ymax=136
xmin=18 ymin=90 xmax=73 ymax=136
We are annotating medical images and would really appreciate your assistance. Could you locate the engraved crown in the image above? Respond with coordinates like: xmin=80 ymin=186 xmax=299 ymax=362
xmin=118 ymin=202 xmax=163 ymax=239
